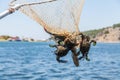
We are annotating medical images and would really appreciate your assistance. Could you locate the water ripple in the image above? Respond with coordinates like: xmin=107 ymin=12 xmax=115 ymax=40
xmin=0 ymin=42 xmax=119 ymax=80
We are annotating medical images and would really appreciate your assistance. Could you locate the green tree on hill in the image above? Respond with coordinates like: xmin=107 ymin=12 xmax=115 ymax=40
xmin=113 ymin=23 xmax=120 ymax=28
xmin=1 ymin=35 xmax=11 ymax=40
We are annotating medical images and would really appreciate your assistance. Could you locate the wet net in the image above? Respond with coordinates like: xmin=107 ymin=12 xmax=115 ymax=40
xmin=10 ymin=0 xmax=85 ymax=37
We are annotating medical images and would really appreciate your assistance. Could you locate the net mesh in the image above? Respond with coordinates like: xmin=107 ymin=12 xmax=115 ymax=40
xmin=10 ymin=0 xmax=84 ymax=37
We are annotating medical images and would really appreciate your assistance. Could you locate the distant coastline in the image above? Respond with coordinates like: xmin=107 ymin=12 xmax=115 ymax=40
xmin=83 ymin=23 xmax=120 ymax=43
xmin=0 ymin=23 xmax=120 ymax=43
xmin=0 ymin=36 xmax=36 ymax=42
xmin=0 ymin=35 xmax=50 ymax=42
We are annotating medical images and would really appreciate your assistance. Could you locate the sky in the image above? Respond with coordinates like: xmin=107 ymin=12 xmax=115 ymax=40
xmin=0 ymin=0 xmax=120 ymax=40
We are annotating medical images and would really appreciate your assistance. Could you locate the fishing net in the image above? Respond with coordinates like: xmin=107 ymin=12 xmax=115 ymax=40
xmin=10 ymin=0 xmax=84 ymax=37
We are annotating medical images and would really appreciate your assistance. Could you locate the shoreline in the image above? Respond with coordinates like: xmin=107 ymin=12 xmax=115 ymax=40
xmin=96 ymin=41 xmax=120 ymax=44
xmin=0 ymin=41 xmax=119 ymax=43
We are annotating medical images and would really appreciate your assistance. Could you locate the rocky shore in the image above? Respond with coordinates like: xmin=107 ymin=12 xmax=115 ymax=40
xmin=83 ymin=23 xmax=120 ymax=43
xmin=95 ymin=27 xmax=120 ymax=43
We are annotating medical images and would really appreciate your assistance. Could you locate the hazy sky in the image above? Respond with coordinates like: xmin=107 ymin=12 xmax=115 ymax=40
xmin=0 ymin=0 xmax=120 ymax=40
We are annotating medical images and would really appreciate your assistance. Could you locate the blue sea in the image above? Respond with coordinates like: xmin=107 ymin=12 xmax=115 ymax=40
xmin=0 ymin=42 xmax=120 ymax=80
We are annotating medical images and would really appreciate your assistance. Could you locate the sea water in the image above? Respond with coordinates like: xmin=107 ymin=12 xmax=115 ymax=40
xmin=0 ymin=42 xmax=120 ymax=80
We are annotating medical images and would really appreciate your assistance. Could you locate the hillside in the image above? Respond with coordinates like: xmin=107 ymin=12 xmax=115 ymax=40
xmin=83 ymin=23 xmax=120 ymax=43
